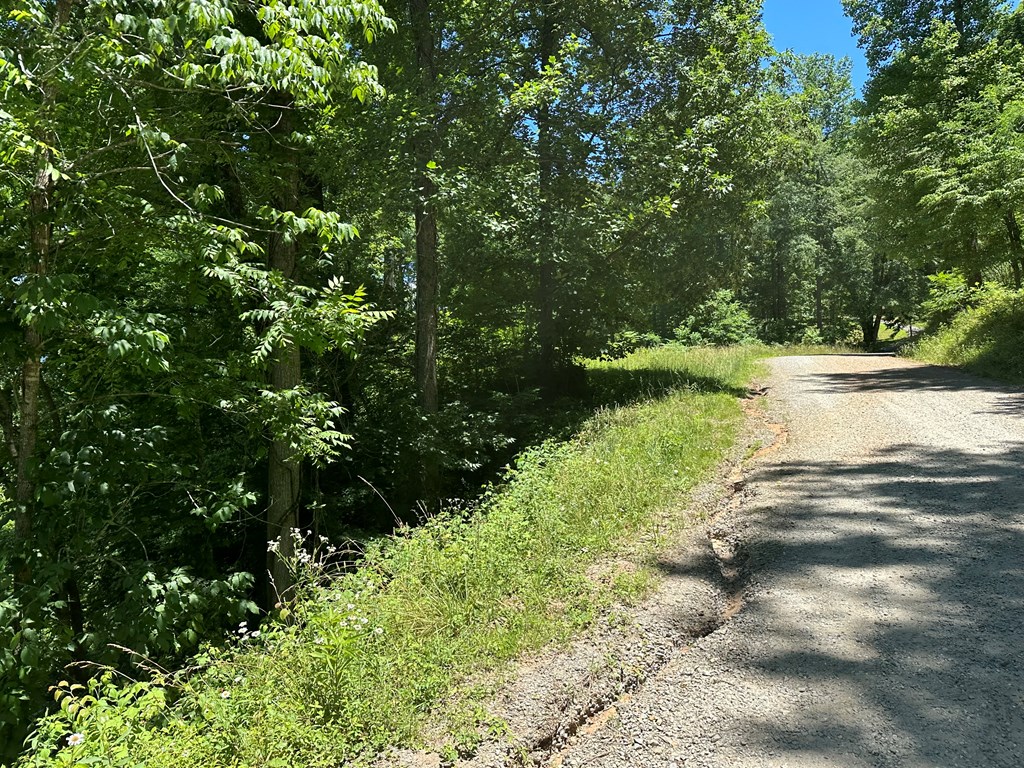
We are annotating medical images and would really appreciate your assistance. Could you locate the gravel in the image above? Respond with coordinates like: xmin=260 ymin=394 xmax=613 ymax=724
xmin=547 ymin=354 xmax=1024 ymax=768
xmin=394 ymin=354 xmax=1024 ymax=768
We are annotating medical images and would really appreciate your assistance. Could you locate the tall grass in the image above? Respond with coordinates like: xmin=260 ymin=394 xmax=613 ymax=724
xmin=911 ymin=289 xmax=1024 ymax=383
xmin=18 ymin=347 xmax=761 ymax=768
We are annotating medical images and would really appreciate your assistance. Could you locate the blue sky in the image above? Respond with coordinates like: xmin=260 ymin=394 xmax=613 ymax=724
xmin=761 ymin=0 xmax=868 ymax=92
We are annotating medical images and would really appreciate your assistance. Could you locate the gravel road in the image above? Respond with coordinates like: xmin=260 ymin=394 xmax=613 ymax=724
xmin=551 ymin=354 xmax=1024 ymax=768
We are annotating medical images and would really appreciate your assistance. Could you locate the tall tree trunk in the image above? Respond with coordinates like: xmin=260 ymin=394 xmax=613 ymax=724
xmin=0 ymin=385 xmax=16 ymax=468
xmin=410 ymin=0 xmax=440 ymax=510
xmin=266 ymin=108 xmax=303 ymax=602
xmin=536 ymin=5 xmax=558 ymax=389
xmin=15 ymin=166 xmax=52 ymax=586
xmin=860 ymin=315 xmax=882 ymax=347
xmin=14 ymin=0 xmax=74 ymax=583
xmin=1005 ymin=209 xmax=1023 ymax=291
xmin=774 ymin=248 xmax=787 ymax=337
xmin=967 ymin=231 xmax=983 ymax=286
xmin=814 ymin=269 xmax=824 ymax=333
xmin=267 ymin=343 xmax=301 ymax=600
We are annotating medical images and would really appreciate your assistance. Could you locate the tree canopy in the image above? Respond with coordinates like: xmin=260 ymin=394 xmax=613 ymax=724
xmin=2 ymin=0 xmax=1023 ymax=761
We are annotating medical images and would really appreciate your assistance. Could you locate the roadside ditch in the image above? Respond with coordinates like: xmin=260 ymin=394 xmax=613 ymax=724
xmin=386 ymin=387 xmax=786 ymax=768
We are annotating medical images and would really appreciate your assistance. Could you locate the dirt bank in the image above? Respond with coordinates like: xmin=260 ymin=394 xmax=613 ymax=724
xmin=391 ymin=354 xmax=1024 ymax=768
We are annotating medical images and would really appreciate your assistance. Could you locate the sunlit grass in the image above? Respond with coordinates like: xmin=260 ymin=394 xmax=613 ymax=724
xmin=20 ymin=346 xmax=764 ymax=768
xmin=910 ymin=290 xmax=1024 ymax=383
xmin=758 ymin=342 xmax=862 ymax=357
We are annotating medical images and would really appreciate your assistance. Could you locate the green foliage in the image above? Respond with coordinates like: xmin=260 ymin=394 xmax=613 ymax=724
xmin=776 ymin=51 xmax=856 ymax=138
xmin=912 ymin=286 xmax=1024 ymax=382
xmin=920 ymin=271 xmax=991 ymax=328
xmin=843 ymin=0 xmax=1002 ymax=69
xmin=674 ymin=290 xmax=758 ymax=347
xmin=21 ymin=674 xmax=171 ymax=766
xmin=0 ymin=0 xmax=395 ymax=756
xmin=744 ymin=51 xmax=927 ymax=347
xmin=600 ymin=331 xmax=665 ymax=361
xmin=16 ymin=347 xmax=758 ymax=767
xmin=9 ymin=0 xmax=1004 ymax=758
xmin=855 ymin=5 xmax=1024 ymax=281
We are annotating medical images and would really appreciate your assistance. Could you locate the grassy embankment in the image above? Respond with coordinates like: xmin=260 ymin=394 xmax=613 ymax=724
xmin=18 ymin=346 xmax=763 ymax=768
xmin=910 ymin=289 xmax=1024 ymax=383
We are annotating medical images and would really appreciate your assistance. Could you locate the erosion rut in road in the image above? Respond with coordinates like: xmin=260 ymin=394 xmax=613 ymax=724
xmin=552 ymin=355 xmax=1024 ymax=768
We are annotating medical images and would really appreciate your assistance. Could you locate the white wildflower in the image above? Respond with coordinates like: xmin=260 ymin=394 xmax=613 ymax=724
xmin=67 ymin=733 xmax=85 ymax=747
xmin=220 ymin=690 xmax=231 ymax=699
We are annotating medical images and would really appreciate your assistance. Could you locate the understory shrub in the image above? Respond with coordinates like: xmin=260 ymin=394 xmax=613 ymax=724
xmin=674 ymin=290 xmax=758 ymax=347
xmin=600 ymin=330 xmax=665 ymax=360
xmin=912 ymin=285 xmax=1024 ymax=382
xmin=16 ymin=347 xmax=759 ymax=768
xmin=919 ymin=271 xmax=992 ymax=330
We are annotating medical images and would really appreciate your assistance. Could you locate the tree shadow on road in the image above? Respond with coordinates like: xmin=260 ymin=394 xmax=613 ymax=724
xmin=802 ymin=359 xmax=1022 ymax=395
xmin=802 ymin=359 xmax=1024 ymax=417
xmin=729 ymin=443 xmax=1024 ymax=766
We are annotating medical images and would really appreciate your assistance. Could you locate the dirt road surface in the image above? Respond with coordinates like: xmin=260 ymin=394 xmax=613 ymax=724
xmin=553 ymin=354 xmax=1024 ymax=768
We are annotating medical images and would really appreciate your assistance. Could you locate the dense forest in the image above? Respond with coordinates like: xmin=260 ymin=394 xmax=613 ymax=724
xmin=1 ymin=0 xmax=1022 ymax=762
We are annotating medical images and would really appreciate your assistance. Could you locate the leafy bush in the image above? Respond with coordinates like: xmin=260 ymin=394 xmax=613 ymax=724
xmin=919 ymin=271 xmax=991 ymax=330
xmin=0 ymin=562 xmax=258 ymax=762
xmin=16 ymin=347 xmax=759 ymax=768
xmin=911 ymin=287 xmax=1024 ymax=382
xmin=600 ymin=330 xmax=665 ymax=360
xmin=673 ymin=290 xmax=759 ymax=347
xmin=798 ymin=326 xmax=825 ymax=345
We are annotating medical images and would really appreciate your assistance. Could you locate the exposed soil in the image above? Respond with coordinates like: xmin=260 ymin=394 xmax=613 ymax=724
xmin=384 ymin=383 xmax=781 ymax=768
xmin=387 ymin=355 xmax=1024 ymax=768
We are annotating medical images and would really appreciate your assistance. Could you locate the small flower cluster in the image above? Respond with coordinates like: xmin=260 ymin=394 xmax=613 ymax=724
xmin=216 ymin=676 xmax=246 ymax=702
xmin=268 ymin=528 xmax=354 ymax=583
xmin=294 ymin=546 xmax=314 ymax=567
xmin=341 ymin=613 xmax=370 ymax=629
xmin=325 ymin=580 xmax=376 ymax=603
xmin=322 ymin=598 xmax=385 ymax=637
xmin=338 ymin=611 xmax=384 ymax=636
xmin=235 ymin=621 xmax=261 ymax=640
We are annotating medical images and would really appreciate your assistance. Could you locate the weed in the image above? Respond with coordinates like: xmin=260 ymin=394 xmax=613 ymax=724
xmin=609 ymin=566 xmax=656 ymax=604
xmin=910 ymin=288 xmax=1024 ymax=383
xmin=18 ymin=346 xmax=762 ymax=768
